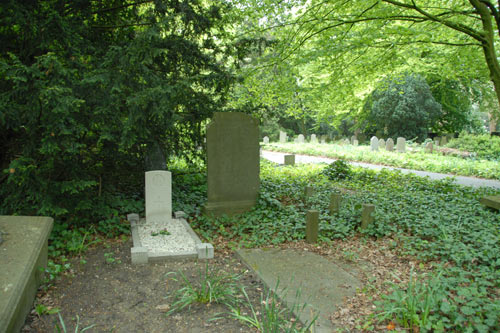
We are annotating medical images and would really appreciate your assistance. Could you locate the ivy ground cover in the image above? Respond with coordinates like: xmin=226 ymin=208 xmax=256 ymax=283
xmin=190 ymin=160 xmax=500 ymax=332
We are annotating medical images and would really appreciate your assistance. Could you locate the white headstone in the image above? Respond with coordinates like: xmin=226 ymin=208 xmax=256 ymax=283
xmin=310 ymin=134 xmax=317 ymax=143
xmin=279 ymin=131 xmax=287 ymax=143
xmin=294 ymin=137 xmax=298 ymax=143
xmin=370 ymin=136 xmax=379 ymax=151
xmin=379 ymin=139 xmax=386 ymax=149
xmin=263 ymin=136 xmax=269 ymax=144
xmin=353 ymin=139 xmax=359 ymax=146
xmin=145 ymin=170 xmax=172 ymax=220
xmin=320 ymin=139 xmax=326 ymax=144
xmin=386 ymin=138 xmax=394 ymax=151
xmin=396 ymin=137 xmax=406 ymax=153
xmin=298 ymin=134 xmax=305 ymax=143
xmin=351 ymin=135 xmax=357 ymax=145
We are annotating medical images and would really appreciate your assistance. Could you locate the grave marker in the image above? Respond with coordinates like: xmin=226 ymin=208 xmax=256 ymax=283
xmin=298 ymin=134 xmax=305 ymax=143
xmin=370 ymin=136 xmax=379 ymax=151
xmin=284 ymin=154 xmax=295 ymax=166
xmin=306 ymin=210 xmax=319 ymax=243
xmin=310 ymin=134 xmax=317 ymax=143
xmin=386 ymin=138 xmax=394 ymax=151
xmin=145 ymin=171 xmax=172 ymax=220
xmin=205 ymin=112 xmax=260 ymax=216
xmin=329 ymin=193 xmax=342 ymax=215
xmin=425 ymin=141 xmax=433 ymax=153
xmin=360 ymin=204 xmax=375 ymax=229
xmin=396 ymin=137 xmax=406 ymax=153
xmin=379 ymin=139 xmax=386 ymax=149
xmin=279 ymin=131 xmax=287 ymax=143
xmin=353 ymin=139 xmax=359 ymax=146
xmin=263 ymin=136 xmax=269 ymax=144
xmin=351 ymin=135 xmax=357 ymax=144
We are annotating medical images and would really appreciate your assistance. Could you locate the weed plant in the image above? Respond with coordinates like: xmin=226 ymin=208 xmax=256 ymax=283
xmin=223 ymin=286 xmax=317 ymax=333
xmin=165 ymin=260 xmax=241 ymax=315
xmin=54 ymin=313 xmax=95 ymax=333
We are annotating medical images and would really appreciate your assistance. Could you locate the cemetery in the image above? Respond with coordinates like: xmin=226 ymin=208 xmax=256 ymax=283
xmin=2 ymin=1 xmax=500 ymax=333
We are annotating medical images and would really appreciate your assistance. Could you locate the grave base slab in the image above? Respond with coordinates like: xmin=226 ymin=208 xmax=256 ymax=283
xmin=236 ymin=248 xmax=362 ymax=333
xmin=0 ymin=216 xmax=53 ymax=333
xmin=129 ymin=212 xmax=212 ymax=263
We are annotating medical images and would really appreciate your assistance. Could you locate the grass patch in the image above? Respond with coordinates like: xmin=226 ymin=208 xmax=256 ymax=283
xmin=263 ymin=141 xmax=500 ymax=179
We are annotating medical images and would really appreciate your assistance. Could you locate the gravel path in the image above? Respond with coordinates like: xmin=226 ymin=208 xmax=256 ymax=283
xmin=262 ymin=150 xmax=500 ymax=189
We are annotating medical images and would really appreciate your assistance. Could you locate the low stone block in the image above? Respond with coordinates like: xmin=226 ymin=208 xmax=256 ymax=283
xmin=284 ymin=154 xmax=295 ymax=166
xmin=329 ymin=193 xmax=342 ymax=215
xmin=305 ymin=210 xmax=319 ymax=244
xmin=127 ymin=213 xmax=139 ymax=224
xmin=174 ymin=211 xmax=186 ymax=219
xmin=131 ymin=247 xmax=149 ymax=264
xmin=197 ymin=243 xmax=214 ymax=259
xmin=360 ymin=204 xmax=375 ymax=229
xmin=480 ymin=195 xmax=500 ymax=210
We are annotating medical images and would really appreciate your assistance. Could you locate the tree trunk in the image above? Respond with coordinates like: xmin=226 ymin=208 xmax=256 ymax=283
xmin=471 ymin=0 xmax=500 ymax=132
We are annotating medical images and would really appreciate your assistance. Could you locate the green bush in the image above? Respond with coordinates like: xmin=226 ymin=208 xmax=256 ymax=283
xmin=446 ymin=133 xmax=500 ymax=161
xmin=322 ymin=159 xmax=352 ymax=180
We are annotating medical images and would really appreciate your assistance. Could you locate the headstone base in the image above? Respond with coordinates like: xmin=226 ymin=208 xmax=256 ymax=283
xmin=203 ymin=200 xmax=256 ymax=217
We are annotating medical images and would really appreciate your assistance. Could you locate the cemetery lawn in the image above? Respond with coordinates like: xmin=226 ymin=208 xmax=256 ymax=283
xmin=263 ymin=142 xmax=500 ymax=180
xmin=29 ymin=159 xmax=500 ymax=332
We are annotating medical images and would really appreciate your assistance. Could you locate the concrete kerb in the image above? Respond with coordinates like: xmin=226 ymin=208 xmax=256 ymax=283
xmin=128 ymin=211 xmax=213 ymax=264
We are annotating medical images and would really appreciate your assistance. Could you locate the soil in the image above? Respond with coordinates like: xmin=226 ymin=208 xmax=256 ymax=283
xmin=23 ymin=235 xmax=424 ymax=332
xmin=23 ymin=239 xmax=265 ymax=333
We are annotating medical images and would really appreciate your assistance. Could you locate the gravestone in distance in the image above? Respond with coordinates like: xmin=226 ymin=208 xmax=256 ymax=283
xmin=205 ymin=112 xmax=260 ymax=216
xmin=379 ymin=139 xmax=386 ymax=149
xmin=434 ymin=138 xmax=440 ymax=147
xmin=263 ymin=136 xmax=269 ymax=144
xmin=305 ymin=210 xmax=319 ymax=244
xmin=370 ymin=136 xmax=379 ymax=151
xmin=145 ymin=171 xmax=172 ymax=220
xmin=351 ymin=135 xmax=357 ymax=145
xmin=279 ymin=131 xmax=287 ymax=143
xmin=353 ymin=139 xmax=359 ymax=146
xmin=425 ymin=141 xmax=433 ymax=153
xmin=396 ymin=137 xmax=406 ymax=153
xmin=440 ymin=136 xmax=448 ymax=146
xmin=294 ymin=137 xmax=298 ymax=143
xmin=298 ymin=134 xmax=305 ymax=143
xmin=310 ymin=134 xmax=317 ymax=143
xmin=386 ymin=138 xmax=394 ymax=151
xmin=320 ymin=139 xmax=326 ymax=144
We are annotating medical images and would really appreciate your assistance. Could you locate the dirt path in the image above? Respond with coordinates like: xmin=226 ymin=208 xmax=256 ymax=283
xmin=24 ymin=239 xmax=264 ymax=333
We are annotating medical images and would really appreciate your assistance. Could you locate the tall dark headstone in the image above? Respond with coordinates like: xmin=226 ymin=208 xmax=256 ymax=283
xmin=204 ymin=112 xmax=260 ymax=216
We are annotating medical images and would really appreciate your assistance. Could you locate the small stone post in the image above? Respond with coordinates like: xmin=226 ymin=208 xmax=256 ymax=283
xmin=329 ymin=193 xmax=342 ymax=215
xmin=304 ymin=186 xmax=315 ymax=201
xmin=360 ymin=204 xmax=375 ymax=229
xmin=284 ymin=154 xmax=295 ymax=166
xmin=306 ymin=210 xmax=319 ymax=243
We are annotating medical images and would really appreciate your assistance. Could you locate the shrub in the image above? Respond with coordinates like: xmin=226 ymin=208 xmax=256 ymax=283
xmin=322 ymin=159 xmax=352 ymax=180
xmin=446 ymin=133 xmax=500 ymax=161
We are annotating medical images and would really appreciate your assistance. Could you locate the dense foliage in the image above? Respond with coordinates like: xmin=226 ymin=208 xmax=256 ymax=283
xmin=447 ymin=133 xmax=500 ymax=161
xmin=0 ymin=0 xmax=234 ymax=225
xmin=362 ymin=74 xmax=442 ymax=140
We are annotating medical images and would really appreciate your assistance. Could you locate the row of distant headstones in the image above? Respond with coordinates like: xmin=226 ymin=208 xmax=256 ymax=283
xmin=263 ymin=133 xmax=450 ymax=153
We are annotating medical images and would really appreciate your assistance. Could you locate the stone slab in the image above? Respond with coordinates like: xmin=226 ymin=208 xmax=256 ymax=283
xmin=0 ymin=216 xmax=53 ymax=333
xmin=236 ymin=248 xmax=361 ymax=333
xmin=130 ymin=216 xmax=210 ymax=263
xmin=480 ymin=195 xmax=500 ymax=210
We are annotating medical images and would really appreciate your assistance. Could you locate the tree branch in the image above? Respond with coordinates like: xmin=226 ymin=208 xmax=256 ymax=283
xmin=382 ymin=0 xmax=485 ymax=42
